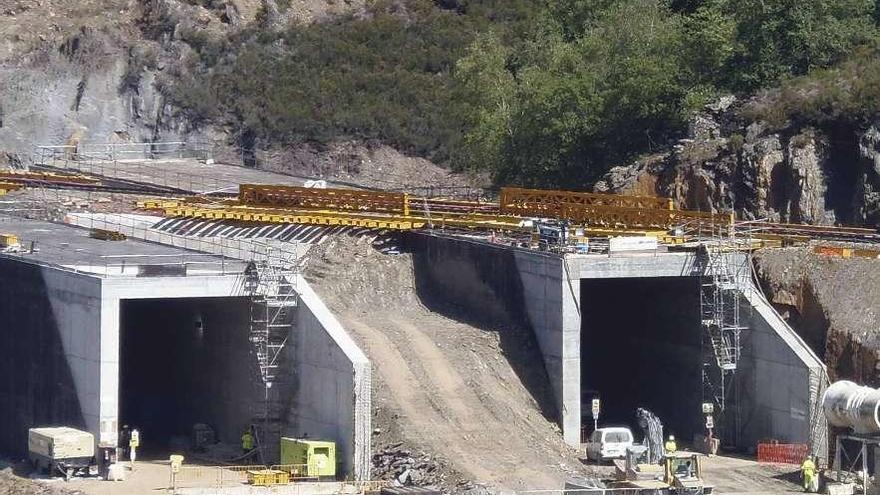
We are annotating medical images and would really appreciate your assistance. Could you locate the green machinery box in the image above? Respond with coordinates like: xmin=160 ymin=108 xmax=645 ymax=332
xmin=279 ymin=438 xmax=336 ymax=478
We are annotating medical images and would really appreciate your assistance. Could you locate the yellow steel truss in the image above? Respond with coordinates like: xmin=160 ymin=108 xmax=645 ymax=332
xmin=239 ymin=184 xmax=409 ymax=215
xmin=499 ymin=186 xmax=674 ymax=211
xmin=139 ymin=184 xmax=740 ymax=236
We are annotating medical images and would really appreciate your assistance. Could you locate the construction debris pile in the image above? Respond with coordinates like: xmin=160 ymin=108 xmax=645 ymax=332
xmin=371 ymin=443 xmax=446 ymax=487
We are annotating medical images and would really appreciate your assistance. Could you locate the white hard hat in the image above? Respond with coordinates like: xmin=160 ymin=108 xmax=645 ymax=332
xmin=669 ymin=435 xmax=675 ymax=440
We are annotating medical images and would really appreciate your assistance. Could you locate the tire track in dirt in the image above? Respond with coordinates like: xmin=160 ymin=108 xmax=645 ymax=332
xmin=389 ymin=317 xmax=557 ymax=486
xmin=344 ymin=317 xmax=498 ymax=484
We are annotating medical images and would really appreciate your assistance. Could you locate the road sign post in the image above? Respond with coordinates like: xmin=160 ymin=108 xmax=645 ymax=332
xmin=591 ymin=398 xmax=601 ymax=466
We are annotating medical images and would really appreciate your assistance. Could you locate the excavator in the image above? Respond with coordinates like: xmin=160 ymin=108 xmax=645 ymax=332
xmin=609 ymin=409 xmax=714 ymax=494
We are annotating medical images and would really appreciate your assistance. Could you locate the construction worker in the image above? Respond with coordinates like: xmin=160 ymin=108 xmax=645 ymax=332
xmin=241 ymin=428 xmax=254 ymax=459
xmin=665 ymin=435 xmax=677 ymax=454
xmin=801 ymin=455 xmax=818 ymax=492
xmin=128 ymin=428 xmax=139 ymax=469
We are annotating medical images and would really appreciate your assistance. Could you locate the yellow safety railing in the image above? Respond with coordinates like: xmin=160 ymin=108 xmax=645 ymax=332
xmin=171 ymin=463 xmax=320 ymax=491
xmin=343 ymin=480 xmax=393 ymax=493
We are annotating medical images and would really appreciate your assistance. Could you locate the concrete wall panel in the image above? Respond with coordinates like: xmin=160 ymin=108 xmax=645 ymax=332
xmin=290 ymin=276 xmax=371 ymax=480
xmin=0 ymin=259 xmax=102 ymax=455
xmin=738 ymin=286 xmax=826 ymax=457
xmin=406 ymin=233 xmax=578 ymax=444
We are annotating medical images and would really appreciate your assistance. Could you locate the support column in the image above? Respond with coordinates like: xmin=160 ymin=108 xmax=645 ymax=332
xmin=99 ymin=297 xmax=119 ymax=447
xmin=561 ymin=260 xmax=582 ymax=446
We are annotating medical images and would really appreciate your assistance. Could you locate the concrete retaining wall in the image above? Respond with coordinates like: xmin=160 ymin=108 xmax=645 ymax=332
xmin=0 ymin=259 xmax=102 ymax=455
xmin=405 ymin=234 xmax=827 ymax=453
xmin=738 ymin=286 xmax=827 ymax=459
xmin=288 ymin=276 xmax=371 ymax=480
xmin=406 ymin=233 xmax=579 ymax=444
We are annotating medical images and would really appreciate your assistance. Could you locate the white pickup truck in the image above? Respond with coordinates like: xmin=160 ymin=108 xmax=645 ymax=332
xmin=28 ymin=427 xmax=95 ymax=480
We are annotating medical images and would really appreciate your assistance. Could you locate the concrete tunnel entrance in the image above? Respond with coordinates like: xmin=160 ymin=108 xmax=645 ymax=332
xmin=119 ymin=297 xmax=261 ymax=458
xmin=580 ymin=276 xmax=704 ymax=443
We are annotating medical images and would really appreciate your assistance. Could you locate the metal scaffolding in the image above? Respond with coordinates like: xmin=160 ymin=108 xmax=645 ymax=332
xmin=245 ymin=242 xmax=301 ymax=463
xmin=698 ymin=222 xmax=748 ymax=447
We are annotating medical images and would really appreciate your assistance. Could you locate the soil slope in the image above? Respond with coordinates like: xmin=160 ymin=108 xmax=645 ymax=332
xmin=304 ymin=233 xmax=588 ymax=492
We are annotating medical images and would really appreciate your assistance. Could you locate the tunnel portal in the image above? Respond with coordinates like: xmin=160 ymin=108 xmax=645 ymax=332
xmin=119 ymin=297 xmax=258 ymax=457
xmin=580 ymin=276 xmax=704 ymax=443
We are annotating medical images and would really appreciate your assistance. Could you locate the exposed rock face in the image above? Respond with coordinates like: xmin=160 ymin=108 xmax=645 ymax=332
xmin=0 ymin=0 xmax=367 ymax=155
xmin=595 ymin=98 xmax=880 ymax=227
xmin=857 ymin=120 xmax=880 ymax=226
xmin=753 ymin=248 xmax=880 ymax=385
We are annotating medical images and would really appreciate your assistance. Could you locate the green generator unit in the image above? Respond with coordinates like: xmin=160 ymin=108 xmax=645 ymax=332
xmin=279 ymin=438 xmax=336 ymax=478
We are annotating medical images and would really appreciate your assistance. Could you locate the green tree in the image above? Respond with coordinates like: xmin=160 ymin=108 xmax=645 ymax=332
xmin=461 ymin=0 xmax=692 ymax=187
xmin=453 ymin=32 xmax=517 ymax=175
xmin=682 ymin=2 xmax=736 ymax=83
xmin=726 ymin=0 xmax=878 ymax=90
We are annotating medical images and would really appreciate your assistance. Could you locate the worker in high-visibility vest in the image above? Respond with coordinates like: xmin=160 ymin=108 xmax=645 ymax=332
xmin=664 ymin=435 xmax=677 ymax=454
xmin=801 ymin=455 xmax=818 ymax=492
xmin=129 ymin=429 xmax=140 ymax=469
xmin=241 ymin=429 xmax=254 ymax=458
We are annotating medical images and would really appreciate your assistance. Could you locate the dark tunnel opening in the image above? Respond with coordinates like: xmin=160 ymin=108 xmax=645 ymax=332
xmin=119 ymin=297 xmax=256 ymax=458
xmin=581 ymin=276 xmax=703 ymax=444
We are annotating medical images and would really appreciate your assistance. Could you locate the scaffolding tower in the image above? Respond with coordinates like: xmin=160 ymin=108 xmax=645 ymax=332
xmin=245 ymin=244 xmax=300 ymax=462
xmin=698 ymin=221 xmax=747 ymax=446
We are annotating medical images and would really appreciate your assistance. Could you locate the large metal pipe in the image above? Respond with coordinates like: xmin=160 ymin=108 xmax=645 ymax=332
xmin=822 ymin=380 xmax=880 ymax=433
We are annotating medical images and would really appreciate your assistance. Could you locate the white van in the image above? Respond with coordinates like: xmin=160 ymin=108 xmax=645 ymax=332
xmin=585 ymin=427 xmax=634 ymax=461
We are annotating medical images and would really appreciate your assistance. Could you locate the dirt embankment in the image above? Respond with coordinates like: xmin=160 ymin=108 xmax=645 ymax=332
xmin=304 ymin=233 xmax=589 ymax=493
xmin=0 ymin=463 xmax=81 ymax=495
xmin=753 ymin=246 xmax=880 ymax=384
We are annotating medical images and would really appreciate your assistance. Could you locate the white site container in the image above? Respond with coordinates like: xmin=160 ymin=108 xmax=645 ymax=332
xmin=28 ymin=426 xmax=95 ymax=478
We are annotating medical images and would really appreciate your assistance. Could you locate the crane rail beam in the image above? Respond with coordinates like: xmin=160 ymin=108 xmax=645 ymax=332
xmin=0 ymin=170 xmax=100 ymax=185
xmin=739 ymin=221 xmax=877 ymax=237
xmin=814 ymin=245 xmax=880 ymax=259
xmin=503 ymin=202 xmax=733 ymax=229
xmin=162 ymin=205 xmax=529 ymax=231
xmin=0 ymin=181 xmax=25 ymax=194
xmin=138 ymin=184 xmax=880 ymax=242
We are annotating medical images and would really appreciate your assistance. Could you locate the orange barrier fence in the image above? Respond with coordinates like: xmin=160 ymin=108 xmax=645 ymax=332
xmin=757 ymin=443 xmax=809 ymax=464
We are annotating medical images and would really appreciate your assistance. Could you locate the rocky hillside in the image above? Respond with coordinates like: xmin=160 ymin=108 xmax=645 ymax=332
xmin=1 ymin=1 xmax=451 ymax=183
xmin=595 ymin=96 xmax=880 ymax=228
